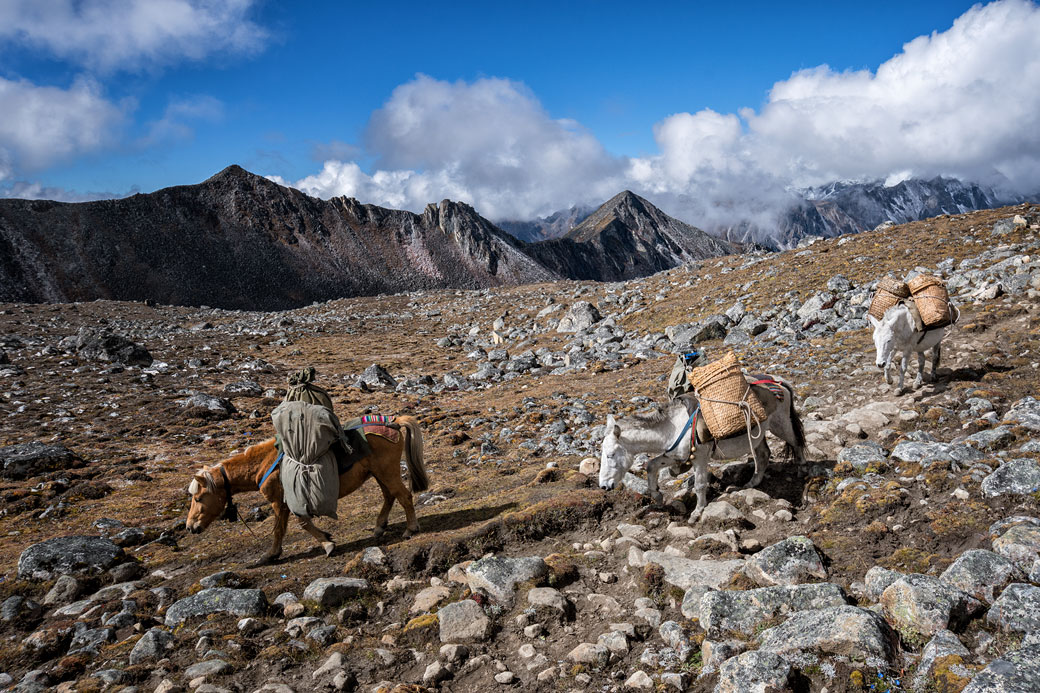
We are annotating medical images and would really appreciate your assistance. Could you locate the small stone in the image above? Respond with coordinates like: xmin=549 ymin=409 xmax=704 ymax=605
xmin=624 ymin=670 xmax=654 ymax=689
xmin=493 ymin=671 xmax=515 ymax=684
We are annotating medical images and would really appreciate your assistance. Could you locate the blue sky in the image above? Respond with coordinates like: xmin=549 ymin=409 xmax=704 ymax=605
xmin=1 ymin=0 xmax=1038 ymax=226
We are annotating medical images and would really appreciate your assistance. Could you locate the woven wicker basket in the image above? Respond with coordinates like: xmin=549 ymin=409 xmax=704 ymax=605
xmin=868 ymin=277 xmax=911 ymax=321
xmin=688 ymin=352 xmax=767 ymax=439
xmin=908 ymin=275 xmax=953 ymax=328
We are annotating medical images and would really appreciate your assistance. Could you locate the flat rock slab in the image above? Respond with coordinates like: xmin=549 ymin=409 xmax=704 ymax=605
xmin=700 ymin=583 xmax=847 ymax=638
xmin=716 ymin=650 xmax=791 ymax=693
xmin=986 ymin=583 xmax=1040 ymax=634
xmin=0 ymin=442 xmax=83 ymax=480
xmin=744 ymin=536 xmax=828 ymax=586
xmin=465 ymin=555 xmax=547 ymax=605
xmin=981 ymin=459 xmax=1040 ymax=498
xmin=963 ymin=644 xmax=1040 ymax=693
xmin=890 ymin=441 xmax=982 ymax=466
xmin=437 ymin=599 xmax=490 ymax=643
xmin=164 ymin=588 xmax=268 ymax=626
xmin=836 ymin=443 xmax=887 ymax=472
xmin=940 ymin=550 xmax=1023 ymax=604
xmin=302 ymin=578 xmax=370 ymax=609
xmin=643 ymin=552 xmax=745 ymax=591
xmin=993 ymin=524 xmax=1040 ymax=571
xmin=1003 ymin=396 xmax=1040 ymax=432
xmin=881 ymin=574 xmax=983 ymax=638
xmin=758 ymin=605 xmax=894 ymax=663
xmin=18 ymin=536 xmax=124 ymax=580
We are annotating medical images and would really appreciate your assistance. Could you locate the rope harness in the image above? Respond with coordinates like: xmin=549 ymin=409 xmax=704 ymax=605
xmin=218 ymin=465 xmax=258 ymax=539
xmin=693 ymin=383 xmax=767 ymax=470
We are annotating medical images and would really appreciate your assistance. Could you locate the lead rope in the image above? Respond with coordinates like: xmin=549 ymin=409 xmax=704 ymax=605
xmin=694 ymin=384 xmax=766 ymax=471
xmin=219 ymin=465 xmax=259 ymax=540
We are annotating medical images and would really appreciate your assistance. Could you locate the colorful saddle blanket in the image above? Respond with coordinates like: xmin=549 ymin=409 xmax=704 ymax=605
xmin=343 ymin=414 xmax=400 ymax=444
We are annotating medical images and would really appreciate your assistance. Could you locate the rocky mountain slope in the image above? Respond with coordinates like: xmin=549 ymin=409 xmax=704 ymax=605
xmin=497 ymin=206 xmax=593 ymax=243
xmin=524 ymin=191 xmax=733 ymax=281
xmin=0 ymin=204 xmax=1038 ymax=693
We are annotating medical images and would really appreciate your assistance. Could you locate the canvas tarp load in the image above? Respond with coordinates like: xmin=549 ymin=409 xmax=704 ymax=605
xmin=284 ymin=366 xmax=335 ymax=411
xmin=271 ymin=400 xmax=357 ymax=520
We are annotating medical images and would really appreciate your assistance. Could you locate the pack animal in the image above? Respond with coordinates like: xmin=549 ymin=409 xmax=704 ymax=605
xmin=185 ymin=416 xmax=428 ymax=564
xmin=599 ymin=379 xmax=806 ymax=521
xmin=868 ymin=303 xmax=953 ymax=393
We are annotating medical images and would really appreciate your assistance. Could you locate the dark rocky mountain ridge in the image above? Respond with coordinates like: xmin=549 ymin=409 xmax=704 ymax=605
xmin=0 ymin=168 xmax=732 ymax=310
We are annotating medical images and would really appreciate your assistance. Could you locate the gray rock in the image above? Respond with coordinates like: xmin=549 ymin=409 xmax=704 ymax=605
xmin=129 ymin=627 xmax=174 ymax=664
xmin=642 ymin=552 xmax=745 ymax=591
xmin=700 ymin=583 xmax=847 ymax=638
xmin=0 ymin=442 xmax=83 ymax=480
xmin=437 ymin=600 xmax=490 ymax=643
xmin=527 ymin=587 xmax=570 ymax=615
xmin=43 ymin=575 xmax=81 ymax=605
xmin=836 ymin=442 xmax=887 ymax=472
xmin=965 ymin=426 xmax=1016 ymax=451
xmin=715 ymin=650 xmax=791 ymax=693
xmin=200 ymin=571 xmax=247 ymax=589
xmin=0 ymin=596 xmax=42 ymax=626
xmin=993 ymin=523 xmax=1040 ymax=571
xmin=70 ymin=327 xmax=152 ymax=366
xmin=465 ymin=555 xmax=547 ymax=605
xmin=890 ymin=441 xmax=982 ymax=466
xmin=986 ymin=583 xmax=1040 ymax=634
xmin=184 ymin=659 xmax=232 ymax=678
xmin=940 ymin=550 xmax=1023 ymax=604
xmin=744 ymin=536 xmax=828 ymax=586
xmin=223 ymin=380 xmax=263 ymax=396
xmin=302 ymin=578 xmax=370 ymax=609
xmin=557 ymin=302 xmax=602 ymax=333
xmin=68 ymin=623 xmax=115 ymax=654
xmin=667 ymin=317 xmax=728 ymax=348
xmin=566 ymin=642 xmax=609 ymax=667
xmin=17 ymin=536 xmax=124 ymax=580
xmin=177 ymin=391 xmax=236 ymax=418
xmin=758 ymin=605 xmax=893 ymax=662
xmin=164 ymin=588 xmax=268 ymax=626
xmin=880 ymin=574 xmax=984 ymax=638
xmin=358 ymin=364 xmax=397 ymax=388
xmin=680 ymin=585 xmax=712 ymax=620
xmin=962 ymin=644 xmax=1040 ymax=693
xmin=913 ymin=630 xmax=970 ymax=691
xmin=981 ymin=459 xmax=1040 ymax=498
xmin=1004 ymin=396 xmax=1040 ymax=431
xmin=701 ymin=639 xmax=746 ymax=673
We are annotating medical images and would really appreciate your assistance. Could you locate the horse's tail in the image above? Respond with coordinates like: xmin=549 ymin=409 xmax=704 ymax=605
xmin=398 ymin=416 xmax=430 ymax=493
xmin=780 ymin=381 xmax=807 ymax=460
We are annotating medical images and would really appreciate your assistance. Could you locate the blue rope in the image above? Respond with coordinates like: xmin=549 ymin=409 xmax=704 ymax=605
xmin=258 ymin=452 xmax=283 ymax=489
xmin=665 ymin=407 xmax=699 ymax=453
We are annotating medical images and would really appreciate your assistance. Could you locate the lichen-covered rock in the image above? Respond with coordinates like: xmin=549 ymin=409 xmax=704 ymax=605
xmin=962 ymin=644 xmax=1040 ymax=692
xmin=700 ymin=583 xmax=847 ymax=639
xmin=681 ymin=585 xmax=712 ymax=620
xmin=912 ymin=630 xmax=971 ymax=692
xmin=981 ymin=459 xmax=1040 ymax=498
xmin=890 ymin=441 xmax=982 ymax=465
xmin=757 ymin=606 xmax=894 ymax=662
xmin=129 ymin=627 xmax=174 ymax=665
xmin=437 ymin=599 xmax=490 ymax=643
xmin=642 ymin=552 xmax=745 ymax=591
xmin=465 ymin=555 xmax=547 ymax=605
xmin=0 ymin=442 xmax=83 ymax=480
xmin=744 ymin=536 xmax=828 ymax=586
xmin=556 ymin=301 xmax=601 ymax=333
xmin=986 ymin=583 xmax=1040 ymax=634
xmin=17 ymin=536 xmax=124 ymax=580
xmin=715 ymin=650 xmax=791 ymax=693
xmin=836 ymin=443 xmax=887 ymax=472
xmin=69 ymin=327 xmax=152 ymax=366
xmin=940 ymin=550 xmax=1023 ymax=604
xmin=864 ymin=566 xmax=903 ymax=602
xmin=992 ymin=523 xmax=1040 ymax=572
xmin=302 ymin=577 xmax=370 ymax=609
xmin=164 ymin=588 xmax=268 ymax=626
xmin=701 ymin=639 xmax=746 ymax=674
xmin=880 ymin=574 xmax=984 ymax=638
xmin=1003 ymin=396 xmax=1040 ymax=431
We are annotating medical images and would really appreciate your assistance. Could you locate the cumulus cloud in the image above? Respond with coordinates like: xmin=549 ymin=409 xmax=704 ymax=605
xmin=0 ymin=180 xmax=133 ymax=201
xmin=284 ymin=0 xmax=1040 ymax=230
xmin=0 ymin=76 xmax=127 ymax=181
xmin=141 ymin=94 xmax=224 ymax=145
xmin=0 ymin=0 xmax=267 ymax=71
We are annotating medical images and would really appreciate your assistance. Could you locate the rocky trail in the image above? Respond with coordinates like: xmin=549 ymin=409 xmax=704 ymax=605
xmin=0 ymin=204 xmax=1038 ymax=693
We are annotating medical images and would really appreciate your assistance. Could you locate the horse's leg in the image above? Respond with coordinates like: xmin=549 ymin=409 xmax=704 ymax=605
xmin=372 ymin=481 xmax=394 ymax=539
xmin=296 ymin=515 xmax=335 ymax=557
xmin=897 ymin=350 xmax=908 ymax=392
xmin=931 ymin=343 xmax=941 ymax=382
xmin=688 ymin=447 xmax=710 ymax=523
xmin=646 ymin=455 xmax=665 ymax=505
xmin=883 ymin=355 xmax=893 ymax=385
xmin=256 ymin=501 xmax=289 ymax=566
xmin=743 ymin=436 xmax=771 ymax=489
xmin=914 ymin=348 xmax=926 ymax=388
xmin=371 ymin=452 xmax=421 ymax=538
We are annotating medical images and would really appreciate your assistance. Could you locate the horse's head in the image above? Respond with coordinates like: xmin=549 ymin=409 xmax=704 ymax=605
xmin=599 ymin=415 xmax=630 ymax=491
xmin=868 ymin=310 xmax=903 ymax=370
xmin=185 ymin=466 xmax=227 ymax=534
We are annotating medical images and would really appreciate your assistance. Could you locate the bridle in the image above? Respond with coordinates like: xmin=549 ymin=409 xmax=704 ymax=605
xmin=218 ymin=466 xmax=238 ymax=522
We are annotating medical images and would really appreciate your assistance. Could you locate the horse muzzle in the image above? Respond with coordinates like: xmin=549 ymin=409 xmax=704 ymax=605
xmin=186 ymin=522 xmax=201 ymax=534
xmin=600 ymin=481 xmax=615 ymax=491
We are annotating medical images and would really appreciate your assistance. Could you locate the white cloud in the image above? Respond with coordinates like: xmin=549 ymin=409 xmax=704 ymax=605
xmin=141 ymin=94 xmax=224 ymax=145
xmin=0 ymin=180 xmax=132 ymax=201
xmin=0 ymin=76 xmax=126 ymax=180
xmin=286 ymin=1 xmax=1040 ymax=227
xmin=0 ymin=0 xmax=267 ymax=71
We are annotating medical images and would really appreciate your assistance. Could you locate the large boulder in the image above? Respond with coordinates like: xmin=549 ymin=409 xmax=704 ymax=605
xmin=912 ymin=630 xmax=971 ymax=691
xmin=962 ymin=644 xmax=1040 ymax=693
xmin=68 ymin=327 xmax=152 ymax=366
xmin=715 ymin=650 xmax=791 ymax=693
xmin=986 ymin=583 xmax=1040 ymax=634
xmin=981 ymin=459 xmax=1040 ymax=498
xmin=0 ymin=442 xmax=83 ymax=480
xmin=642 ymin=552 xmax=745 ymax=591
xmin=757 ymin=606 xmax=894 ymax=663
xmin=880 ymin=574 xmax=984 ymax=638
xmin=556 ymin=301 xmax=601 ymax=333
xmin=164 ymin=588 xmax=268 ymax=626
xmin=744 ymin=536 xmax=828 ymax=586
xmin=992 ymin=523 xmax=1040 ymax=572
xmin=699 ymin=583 xmax=847 ymax=639
xmin=465 ymin=555 xmax=547 ymax=605
xmin=890 ymin=441 xmax=982 ymax=466
xmin=18 ymin=536 xmax=124 ymax=580
xmin=666 ymin=317 xmax=729 ymax=349
xmin=1003 ymin=397 xmax=1040 ymax=431
xmin=940 ymin=550 xmax=1023 ymax=604
xmin=437 ymin=600 xmax=490 ymax=643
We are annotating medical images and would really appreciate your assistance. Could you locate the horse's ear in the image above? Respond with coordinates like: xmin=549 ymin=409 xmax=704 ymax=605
xmin=867 ymin=314 xmax=879 ymax=328
xmin=192 ymin=475 xmax=208 ymax=492
xmin=605 ymin=415 xmax=616 ymax=436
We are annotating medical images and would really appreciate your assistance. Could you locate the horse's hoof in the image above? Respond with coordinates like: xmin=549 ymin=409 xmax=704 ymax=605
xmin=321 ymin=541 xmax=335 ymax=557
xmin=253 ymin=555 xmax=276 ymax=567
xmin=372 ymin=527 xmax=385 ymax=539
xmin=687 ymin=509 xmax=705 ymax=525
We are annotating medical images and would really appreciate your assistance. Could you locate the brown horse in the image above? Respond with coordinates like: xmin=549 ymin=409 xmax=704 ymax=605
xmin=185 ymin=416 xmax=428 ymax=564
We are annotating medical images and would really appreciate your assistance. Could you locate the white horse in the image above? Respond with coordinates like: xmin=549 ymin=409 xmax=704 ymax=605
xmin=867 ymin=303 xmax=955 ymax=393
xmin=599 ymin=380 xmax=806 ymax=522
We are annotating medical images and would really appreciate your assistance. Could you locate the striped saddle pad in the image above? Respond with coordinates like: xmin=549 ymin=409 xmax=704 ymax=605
xmin=344 ymin=414 xmax=399 ymax=443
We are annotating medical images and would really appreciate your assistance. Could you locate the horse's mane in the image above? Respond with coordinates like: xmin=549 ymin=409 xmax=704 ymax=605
xmin=188 ymin=466 xmax=217 ymax=495
xmin=630 ymin=406 xmax=670 ymax=425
